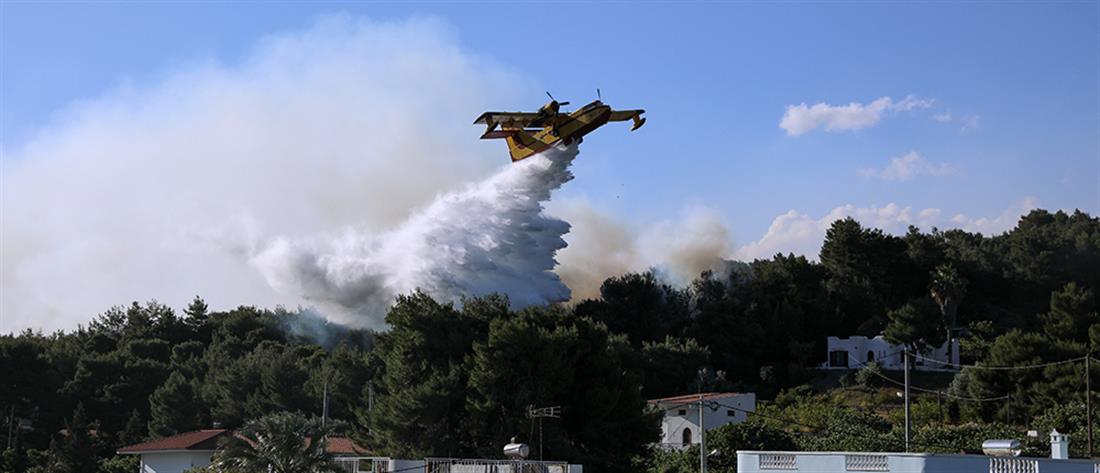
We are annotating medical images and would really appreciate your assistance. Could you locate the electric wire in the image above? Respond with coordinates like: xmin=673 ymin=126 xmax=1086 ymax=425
xmin=654 ymin=398 xmax=963 ymax=453
xmin=846 ymin=353 xmax=1009 ymax=402
xmin=707 ymin=400 xmax=967 ymax=453
xmin=912 ymin=353 xmax=1087 ymax=370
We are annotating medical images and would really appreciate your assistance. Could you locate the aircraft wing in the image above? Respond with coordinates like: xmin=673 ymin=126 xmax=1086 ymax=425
xmin=473 ymin=112 xmax=542 ymax=127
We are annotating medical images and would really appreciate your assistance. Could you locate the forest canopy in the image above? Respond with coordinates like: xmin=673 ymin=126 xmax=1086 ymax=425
xmin=3 ymin=209 xmax=1098 ymax=472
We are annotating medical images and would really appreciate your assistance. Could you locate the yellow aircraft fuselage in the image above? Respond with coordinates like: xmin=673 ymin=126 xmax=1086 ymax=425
xmin=475 ymin=99 xmax=645 ymax=162
xmin=504 ymin=101 xmax=613 ymax=162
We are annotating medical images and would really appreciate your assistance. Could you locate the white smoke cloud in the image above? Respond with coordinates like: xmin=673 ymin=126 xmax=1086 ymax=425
xmin=736 ymin=198 xmax=1040 ymax=261
xmin=251 ymin=145 xmax=577 ymax=326
xmin=551 ymin=199 xmax=734 ymax=300
xmin=0 ymin=15 xmax=535 ymax=333
xmin=779 ymin=95 xmax=932 ymax=136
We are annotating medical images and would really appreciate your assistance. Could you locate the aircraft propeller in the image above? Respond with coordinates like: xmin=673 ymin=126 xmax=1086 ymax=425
xmin=546 ymin=91 xmax=569 ymax=107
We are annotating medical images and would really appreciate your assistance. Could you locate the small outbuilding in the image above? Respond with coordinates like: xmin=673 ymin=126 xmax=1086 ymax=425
xmin=648 ymin=392 xmax=756 ymax=449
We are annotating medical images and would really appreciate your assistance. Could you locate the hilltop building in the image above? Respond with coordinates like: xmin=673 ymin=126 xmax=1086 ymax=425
xmin=821 ymin=335 xmax=959 ymax=372
xmin=648 ymin=392 xmax=755 ymax=449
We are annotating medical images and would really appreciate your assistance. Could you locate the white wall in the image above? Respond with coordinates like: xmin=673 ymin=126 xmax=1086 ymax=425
xmin=822 ymin=336 xmax=959 ymax=371
xmin=139 ymin=451 xmax=214 ymax=473
xmin=737 ymin=451 xmax=1100 ymax=473
xmin=658 ymin=393 xmax=755 ymax=447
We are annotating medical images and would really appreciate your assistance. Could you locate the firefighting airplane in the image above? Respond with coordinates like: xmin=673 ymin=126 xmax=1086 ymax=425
xmin=473 ymin=91 xmax=645 ymax=162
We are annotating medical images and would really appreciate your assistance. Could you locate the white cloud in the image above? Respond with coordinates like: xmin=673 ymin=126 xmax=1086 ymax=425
xmin=961 ymin=115 xmax=981 ymax=131
xmin=931 ymin=110 xmax=980 ymax=131
xmin=779 ymin=95 xmax=933 ymax=136
xmin=736 ymin=198 xmax=1039 ymax=261
xmin=857 ymin=151 xmax=956 ymax=181
xmin=0 ymin=15 xmax=536 ymax=333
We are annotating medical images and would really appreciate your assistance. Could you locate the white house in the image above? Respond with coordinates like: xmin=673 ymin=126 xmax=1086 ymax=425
xmin=117 ymin=429 xmax=228 ymax=472
xmin=821 ymin=335 xmax=959 ymax=372
xmin=738 ymin=430 xmax=1090 ymax=473
xmin=119 ymin=430 xmax=583 ymax=473
xmin=648 ymin=392 xmax=755 ymax=449
xmin=118 ymin=429 xmax=369 ymax=473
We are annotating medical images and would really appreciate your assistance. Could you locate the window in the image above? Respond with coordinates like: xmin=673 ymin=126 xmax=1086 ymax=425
xmin=866 ymin=351 xmax=875 ymax=362
xmin=727 ymin=410 xmax=736 ymax=417
xmin=829 ymin=350 xmax=849 ymax=367
xmin=678 ymin=409 xmax=687 ymax=415
xmin=682 ymin=428 xmax=693 ymax=445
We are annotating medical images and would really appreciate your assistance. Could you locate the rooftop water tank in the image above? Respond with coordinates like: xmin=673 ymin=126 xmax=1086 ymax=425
xmin=982 ymin=439 xmax=1021 ymax=457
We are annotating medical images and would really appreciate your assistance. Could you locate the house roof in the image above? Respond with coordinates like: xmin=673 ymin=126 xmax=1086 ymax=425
xmin=118 ymin=429 xmax=230 ymax=453
xmin=648 ymin=392 xmax=745 ymax=406
xmin=326 ymin=436 xmax=368 ymax=455
xmin=118 ymin=430 xmax=367 ymax=456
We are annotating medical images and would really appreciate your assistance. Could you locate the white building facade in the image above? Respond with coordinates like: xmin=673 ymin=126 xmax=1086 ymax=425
xmin=119 ymin=430 xmax=583 ymax=473
xmin=738 ymin=451 xmax=1099 ymax=473
xmin=821 ymin=335 xmax=960 ymax=372
xmin=648 ymin=392 xmax=756 ymax=449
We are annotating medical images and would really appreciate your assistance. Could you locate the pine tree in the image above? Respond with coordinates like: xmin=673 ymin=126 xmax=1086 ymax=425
xmin=884 ymin=298 xmax=946 ymax=354
xmin=47 ymin=403 xmax=98 ymax=473
xmin=184 ymin=296 xmax=211 ymax=342
xmin=148 ymin=371 xmax=203 ymax=437
xmin=120 ymin=409 xmax=146 ymax=446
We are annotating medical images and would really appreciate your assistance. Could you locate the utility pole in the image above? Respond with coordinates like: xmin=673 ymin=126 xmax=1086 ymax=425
xmin=904 ymin=348 xmax=911 ymax=453
xmin=322 ymin=379 xmax=329 ymax=427
xmin=1088 ymin=355 xmax=1093 ymax=458
xmin=7 ymin=405 xmax=14 ymax=450
xmin=527 ymin=405 xmax=561 ymax=461
xmin=699 ymin=393 xmax=707 ymax=473
xmin=367 ymin=380 xmax=375 ymax=412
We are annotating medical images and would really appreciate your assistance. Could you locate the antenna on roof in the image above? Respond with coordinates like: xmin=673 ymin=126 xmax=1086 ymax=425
xmin=597 ymin=88 xmax=602 ymax=101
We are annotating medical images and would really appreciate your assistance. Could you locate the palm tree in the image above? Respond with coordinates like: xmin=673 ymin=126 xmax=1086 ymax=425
xmin=212 ymin=412 xmax=343 ymax=473
xmin=929 ymin=264 xmax=967 ymax=364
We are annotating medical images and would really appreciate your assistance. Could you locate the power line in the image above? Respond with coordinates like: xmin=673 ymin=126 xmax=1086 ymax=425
xmin=708 ymin=400 xmax=965 ymax=454
xmin=912 ymin=353 xmax=1087 ymax=370
xmin=846 ymin=353 xmax=1008 ymax=402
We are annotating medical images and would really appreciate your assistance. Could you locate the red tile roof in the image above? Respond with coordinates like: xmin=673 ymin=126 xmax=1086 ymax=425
xmin=118 ymin=429 xmax=230 ymax=453
xmin=326 ymin=436 xmax=367 ymax=455
xmin=648 ymin=392 xmax=744 ymax=406
xmin=119 ymin=430 xmax=367 ymax=456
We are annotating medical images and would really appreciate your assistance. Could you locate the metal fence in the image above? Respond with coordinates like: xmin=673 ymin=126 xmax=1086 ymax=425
xmin=334 ymin=456 xmax=392 ymax=473
xmin=424 ymin=458 xmax=569 ymax=473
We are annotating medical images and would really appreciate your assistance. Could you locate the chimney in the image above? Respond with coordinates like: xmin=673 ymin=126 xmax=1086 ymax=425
xmin=1050 ymin=429 xmax=1070 ymax=460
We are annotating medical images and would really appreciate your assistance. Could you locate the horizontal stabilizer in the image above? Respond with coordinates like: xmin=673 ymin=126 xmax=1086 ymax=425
xmin=481 ymin=130 xmax=517 ymax=139
xmin=631 ymin=117 xmax=646 ymax=131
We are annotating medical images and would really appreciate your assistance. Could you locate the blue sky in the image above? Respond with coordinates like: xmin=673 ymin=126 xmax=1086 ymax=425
xmin=4 ymin=2 xmax=1097 ymax=235
xmin=1 ymin=2 xmax=1098 ymax=331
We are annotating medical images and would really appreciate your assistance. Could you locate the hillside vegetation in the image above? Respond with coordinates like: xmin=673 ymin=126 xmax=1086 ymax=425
xmin=2 ymin=209 xmax=1098 ymax=472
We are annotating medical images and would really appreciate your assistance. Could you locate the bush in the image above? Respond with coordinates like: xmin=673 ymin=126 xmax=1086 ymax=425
xmin=855 ymin=362 xmax=884 ymax=388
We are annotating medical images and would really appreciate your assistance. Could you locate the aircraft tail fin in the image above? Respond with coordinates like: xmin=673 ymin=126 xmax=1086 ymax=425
xmin=481 ymin=128 xmax=547 ymax=162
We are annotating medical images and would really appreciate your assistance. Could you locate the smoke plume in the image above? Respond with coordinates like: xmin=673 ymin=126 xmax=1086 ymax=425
xmin=0 ymin=16 xmax=534 ymax=333
xmin=251 ymin=145 xmax=578 ymax=325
